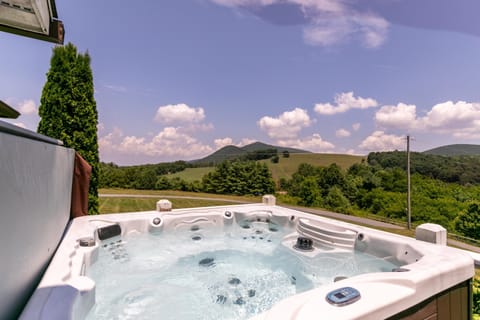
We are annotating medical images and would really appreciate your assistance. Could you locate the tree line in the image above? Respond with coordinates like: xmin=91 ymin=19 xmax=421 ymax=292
xmin=280 ymin=161 xmax=480 ymax=240
xmin=100 ymin=160 xmax=275 ymax=196
xmin=368 ymin=151 xmax=480 ymax=185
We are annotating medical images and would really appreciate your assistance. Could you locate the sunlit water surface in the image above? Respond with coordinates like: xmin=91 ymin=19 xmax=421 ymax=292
xmin=86 ymin=223 xmax=397 ymax=320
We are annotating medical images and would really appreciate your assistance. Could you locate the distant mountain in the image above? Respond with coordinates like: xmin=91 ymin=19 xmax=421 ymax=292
xmin=423 ymin=144 xmax=480 ymax=156
xmin=192 ymin=141 xmax=310 ymax=165
xmin=240 ymin=141 xmax=309 ymax=154
xmin=193 ymin=145 xmax=248 ymax=165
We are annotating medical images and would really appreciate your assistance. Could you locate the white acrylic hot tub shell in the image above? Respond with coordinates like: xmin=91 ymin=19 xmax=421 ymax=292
xmin=19 ymin=204 xmax=475 ymax=320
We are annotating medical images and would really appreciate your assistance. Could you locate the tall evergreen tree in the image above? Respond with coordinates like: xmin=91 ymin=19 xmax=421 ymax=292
xmin=38 ymin=43 xmax=99 ymax=214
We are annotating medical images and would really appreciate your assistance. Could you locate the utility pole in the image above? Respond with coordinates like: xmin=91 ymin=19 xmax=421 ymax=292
xmin=407 ymin=135 xmax=411 ymax=229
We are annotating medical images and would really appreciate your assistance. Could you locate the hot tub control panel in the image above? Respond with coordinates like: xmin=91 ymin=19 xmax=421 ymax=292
xmin=326 ymin=287 xmax=361 ymax=306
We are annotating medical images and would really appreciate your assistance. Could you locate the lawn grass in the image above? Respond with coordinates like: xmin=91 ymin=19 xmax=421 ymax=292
xmin=99 ymin=188 xmax=261 ymax=214
xmin=99 ymin=188 xmax=261 ymax=202
xmin=99 ymin=197 xmax=236 ymax=214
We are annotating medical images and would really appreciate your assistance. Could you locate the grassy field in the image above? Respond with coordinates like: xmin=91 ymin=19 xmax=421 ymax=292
xmin=165 ymin=153 xmax=365 ymax=183
xmin=167 ymin=167 xmax=214 ymax=182
xmin=261 ymin=153 xmax=366 ymax=181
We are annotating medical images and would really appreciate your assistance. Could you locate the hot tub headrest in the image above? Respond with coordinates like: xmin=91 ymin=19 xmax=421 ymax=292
xmin=97 ymin=224 xmax=122 ymax=240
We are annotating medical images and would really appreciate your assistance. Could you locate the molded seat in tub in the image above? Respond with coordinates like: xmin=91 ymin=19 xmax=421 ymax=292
xmin=297 ymin=218 xmax=357 ymax=250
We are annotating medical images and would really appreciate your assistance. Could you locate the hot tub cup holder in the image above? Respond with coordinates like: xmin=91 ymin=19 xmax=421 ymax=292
xmin=78 ymin=237 xmax=95 ymax=247
xmin=293 ymin=236 xmax=314 ymax=251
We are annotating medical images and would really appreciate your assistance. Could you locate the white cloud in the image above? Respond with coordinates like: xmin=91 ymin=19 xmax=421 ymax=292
xmin=214 ymin=137 xmax=233 ymax=148
xmin=214 ymin=137 xmax=257 ymax=149
xmin=1 ymin=98 xmax=40 ymax=131
xmin=375 ymin=103 xmax=417 ymax=130
xmin=154 ymin=103 xmax=206 ymax=124
xmin=304 ymin=12 xmax=388 ymax=48
xmin=373 ymin=100 xmax=480 ymax=139
xmin=303 ymin=18 xmax=351 ymax=47
xmin=16 ymin=99 xmax=37 ymax=115
xmin=237 ymin=138 xmax=256 ymax=147
xmin=99 ymin=126 xmax=213 ymax=161
xmin=258 ymin=107 xmax=312 ymax=139
xmin=352 ymin=123 xmax=360 ymax=131
xmin=359 ymin=131 xmax=405 ymax=152
xmin=277 ymin=133 xmax=334 ymax=152
xmin=314 ymin=92 xmax=378 ymax=115
xmin=336 ymin=128 xmax=350 ymax=137
xmin=210 ymin=0 xmax=389 ymax=48
xmin=3 ymin=98 xmax=37 ymax=115
xmin=345 ymin=149 xmax=357 ymax=155
xmin=353 ymin=13 xmax=389 ymax=48
xmin=418 ymin=101 xmax=480 ymax=135
xmin=97 ymin=122 xmax=105 ymax=132
xmin=98 ymin=127 xmax=124 ymax=153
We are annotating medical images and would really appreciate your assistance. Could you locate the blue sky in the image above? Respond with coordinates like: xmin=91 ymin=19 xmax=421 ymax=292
xmin=2 ymin=0 xmax=480 ymax=165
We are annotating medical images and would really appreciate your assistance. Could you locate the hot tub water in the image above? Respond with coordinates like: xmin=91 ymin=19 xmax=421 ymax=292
xmin=85 ymin=221 xmax=398 ymax=320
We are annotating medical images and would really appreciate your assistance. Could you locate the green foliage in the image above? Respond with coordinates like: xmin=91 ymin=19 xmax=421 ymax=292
xmin=155 ymin=176 xmax=172 ymax=190
xmin=37 ymin=43 xmax=99 ymax=214
xmin=297 ymin=177 xmax=321 ymax=207
xmin=271 ymin=154 xmax=279 ymax=163
xmin=99 ymin=161 xmax=190 ymax=189
xmin=318 ymin=163 xmax=346 ymax=196
xmin=133 ymin=168 xmax=157 ymax=190
xmin=474 ymin=275 xmax=480 ymax=318
xmin=244 ymin=148 xmax=278 ymax=161
xmin=282 ymin=158 xmax=480 ymax=238
xmin=202 ymin=161 xmax=275 ymax=196
xmin=454 ymin=201 xmax=480 ymax=240
xmin=368 ymin=151 xmax=480 ymax=185
xmin=324 ymin=186 xmax=350 ymax=213
xmin=285 ymin=163 xmax=321 ymax=197
xmin=282 ymin=150 xmax=290 ymax=158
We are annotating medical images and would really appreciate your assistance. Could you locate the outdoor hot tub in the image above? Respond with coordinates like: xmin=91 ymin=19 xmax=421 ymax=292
xmin=20 ymin=199 xmax=475 ymax=319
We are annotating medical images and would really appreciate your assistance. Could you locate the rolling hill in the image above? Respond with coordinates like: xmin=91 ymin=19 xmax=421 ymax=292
xmin=423 ymin=144 xmax=480 ymax=156
xmin=263 ymin=153 xmax=365 ymax=181
xmin=240 ymin=142 xmax=309 ymax=154
xmin=192 ymin=141 xmax=310 ymax=165
xmin=173 ymin=153 xmax=365 ymax=183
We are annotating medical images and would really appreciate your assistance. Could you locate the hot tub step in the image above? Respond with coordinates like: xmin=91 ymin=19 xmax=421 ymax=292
xmin=297 ymin=218 xmax=357 ymax=249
